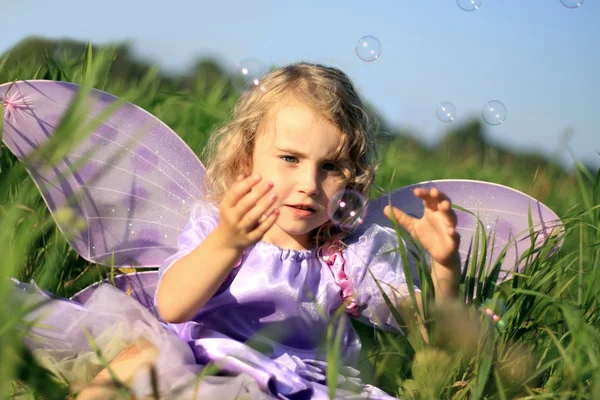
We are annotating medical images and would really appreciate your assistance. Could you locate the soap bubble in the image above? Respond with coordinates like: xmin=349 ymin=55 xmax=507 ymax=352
xmin=328 ymin=190 xmax=368 ymax=229
xmin=560 ymin=0 xmax=583 ymax=8
xmin=355 ymin=36 xmax=381 ymax=62
xmin=231 ymin=59 xmax=267 ymax=92
xmin=456 ymin=0 xmax=482 ymax=11
xmin=435 ymin=102 xmax=457 ymax=123
xmin=482 ymin=100 xmax=507 ymax=125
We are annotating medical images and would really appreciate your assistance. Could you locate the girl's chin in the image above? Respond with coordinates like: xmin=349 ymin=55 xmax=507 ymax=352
xmin=266 ymin=221 xmax=324 ymax=249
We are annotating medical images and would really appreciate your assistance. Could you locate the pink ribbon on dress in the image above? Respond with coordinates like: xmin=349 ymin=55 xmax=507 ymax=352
xmin=321 ymin=245 xmax=360 ymax=317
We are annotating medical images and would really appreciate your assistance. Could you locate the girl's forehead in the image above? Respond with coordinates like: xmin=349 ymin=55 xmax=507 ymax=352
xmin=264 ymin=100 xmax=335 ymax=133
xmin=262 ymin=105 xmax=339 ymax=141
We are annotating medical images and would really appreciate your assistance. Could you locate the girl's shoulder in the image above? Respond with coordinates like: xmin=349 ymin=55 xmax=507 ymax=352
xmin=183 ymin=200 xmax=220 ymax=233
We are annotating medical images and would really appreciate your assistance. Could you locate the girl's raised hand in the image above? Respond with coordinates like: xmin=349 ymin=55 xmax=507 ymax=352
xmin=383 ymin=187 xmax=460 ymax=267
xmin=216 ymin=173 xmax=279 ymax=250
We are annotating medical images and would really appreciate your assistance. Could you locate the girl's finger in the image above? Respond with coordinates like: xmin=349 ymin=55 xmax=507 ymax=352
xmin=420 ymin=189 xmax=456 ymax=218
xmin=414 ymin=188 xmax=440 ymax=212
xmin=450 ymin=229 xmax=461 ymax=249
xmin=446 ymin=206 xmax=458 ymax=227
xmin=435 ymin=190 xmax=453 ymax=209
xmin=438 ymin=199 xmax=457 ymax=227
xmin=222 ymin=173 xmax=262 ymax=209
xmin=248 ymin=209 xmax=279 ymax=241
xmin=383 ymin=205 xmax=414 ymax=231
xmin=239 ymin=190 xmax=278 ymax=229
xmin=235 ymin=180 xmax=275 ymax=220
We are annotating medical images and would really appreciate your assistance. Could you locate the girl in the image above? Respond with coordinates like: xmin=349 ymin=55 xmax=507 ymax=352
xmin=23 ymin=63 xmax=461 ymax=399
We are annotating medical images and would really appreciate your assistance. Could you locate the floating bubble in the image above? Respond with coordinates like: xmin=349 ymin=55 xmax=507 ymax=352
xmin=482 ymin=100 xmax=507 ymax=126
xmin=481 ymin=299 xmax=508 ymax=330
xmin=355 ymin=36 xmax=381 ymax=62
xmin=327 ymin=190 xmax=368 ymax=229
xmin=435 ymin=102 xmax=457 ymax=123
xmin=231 ymin=59 xmax=267 ymax=92
xmin=456 ymin=0 xmax=482 ymax=11
xmin=560 ymin=0 xmax=583 ymax=8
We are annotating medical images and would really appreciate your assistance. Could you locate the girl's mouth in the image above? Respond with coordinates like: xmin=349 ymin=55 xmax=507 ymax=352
xmin=287 ymin=205 xmax=316 ymax=217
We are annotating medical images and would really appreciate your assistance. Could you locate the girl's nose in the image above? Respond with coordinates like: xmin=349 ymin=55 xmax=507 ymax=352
xmin=298 ymin=168 xmax=320 ymax=196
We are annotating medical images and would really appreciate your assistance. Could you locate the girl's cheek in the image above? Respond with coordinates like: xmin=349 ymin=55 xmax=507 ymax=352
xmin=328 ymin=179 xmax=347 ymax=195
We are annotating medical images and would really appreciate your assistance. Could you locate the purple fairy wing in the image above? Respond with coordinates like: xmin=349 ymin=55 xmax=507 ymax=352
xmin=358 ymin=179 xmax=563 ymax=283
xmin=70 ymin=271 xmax=160 ymax=313
xmin=0 ymin=80 xmax=206 ymax=268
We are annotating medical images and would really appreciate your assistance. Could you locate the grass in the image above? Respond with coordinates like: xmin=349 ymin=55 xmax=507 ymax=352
xmin=1 ymin=44 xmax=598 ymax=399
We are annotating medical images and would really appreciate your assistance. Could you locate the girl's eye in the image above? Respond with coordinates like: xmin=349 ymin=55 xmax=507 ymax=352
xmin=281 ymin=155 xmax=298 ymax=163
xmin=322 ymin=162 xmax=339 ymax=171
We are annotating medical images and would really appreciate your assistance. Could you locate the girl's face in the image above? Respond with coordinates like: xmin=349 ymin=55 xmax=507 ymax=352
xmin=251 ymin=99 xmax=347 ymax=250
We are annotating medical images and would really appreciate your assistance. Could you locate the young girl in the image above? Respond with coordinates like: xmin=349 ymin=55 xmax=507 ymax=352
xmin=21 ymin=63 xmax=461 ymax=399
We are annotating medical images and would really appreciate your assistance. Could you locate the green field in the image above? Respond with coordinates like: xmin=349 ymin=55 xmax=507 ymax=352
xmin=1 ymin=39 xmax=598 ymax=399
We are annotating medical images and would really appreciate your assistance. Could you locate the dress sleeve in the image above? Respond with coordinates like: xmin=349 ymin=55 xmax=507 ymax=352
xmin=154 ymin=201 xmax=220 ymax=304
xmin=342 ymin=224 xmax=421 ymax=332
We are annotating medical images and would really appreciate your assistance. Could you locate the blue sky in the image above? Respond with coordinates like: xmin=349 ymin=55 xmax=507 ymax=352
xmin=2 ymin=0 xmax=598 ymax=168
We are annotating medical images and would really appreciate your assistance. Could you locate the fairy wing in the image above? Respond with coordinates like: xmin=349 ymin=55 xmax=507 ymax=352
xmin=1 ymin=80 xmax=206 ymax=268
xmin=357 ymin=179 xmax=563 ymax=283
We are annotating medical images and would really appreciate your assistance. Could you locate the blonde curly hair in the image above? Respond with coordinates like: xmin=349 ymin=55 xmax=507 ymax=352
xmin=203 ymin=62 xmax=380 ymax=247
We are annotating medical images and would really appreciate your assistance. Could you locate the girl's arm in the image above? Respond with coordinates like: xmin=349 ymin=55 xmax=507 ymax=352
xmin=156 ymin=173 xmax=279 ymax=323
xmin=384 ymin=187 xmax=461 ymax=341
xmin=430 ymin=254 xmax=461 ymax=300
xmin=156 ymin=228 xmax=244 ymax=323
xmin=397 ymin=256 xmax=461 ymax=342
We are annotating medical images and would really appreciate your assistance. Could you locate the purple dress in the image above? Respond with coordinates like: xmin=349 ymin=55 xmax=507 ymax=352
xmin=12 ymin=201 xmax=418 ymax=399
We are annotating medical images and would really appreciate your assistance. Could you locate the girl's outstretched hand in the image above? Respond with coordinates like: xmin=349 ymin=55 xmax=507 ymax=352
xmin=216 ymin=173 xmax=279 ymax=250
xmin=383 ymin=187 xmax=460 ymax=266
